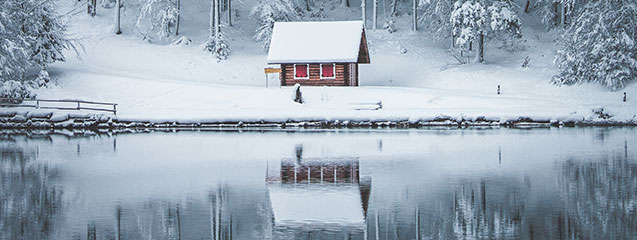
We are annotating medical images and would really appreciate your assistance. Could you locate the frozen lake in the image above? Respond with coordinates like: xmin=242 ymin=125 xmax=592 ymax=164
xmin=1 ymin=128 xmax=635 ymax=239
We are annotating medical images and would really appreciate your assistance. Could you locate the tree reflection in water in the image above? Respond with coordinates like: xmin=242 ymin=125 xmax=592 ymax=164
xmin=556 ymin=146 xmax=636 ymax=239
xmin=0 ymin=131 xmax=635 ymax=240
xmin=0 ymin=140 xmax=62 ymax=240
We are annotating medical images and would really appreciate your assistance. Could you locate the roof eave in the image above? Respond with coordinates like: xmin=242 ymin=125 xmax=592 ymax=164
xmin=267 ymin=60 xmax=360 ymax=65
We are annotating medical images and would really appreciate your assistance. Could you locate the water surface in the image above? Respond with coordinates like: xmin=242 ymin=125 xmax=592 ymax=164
xmin=1 ymin=128 xmax=635 ymax=239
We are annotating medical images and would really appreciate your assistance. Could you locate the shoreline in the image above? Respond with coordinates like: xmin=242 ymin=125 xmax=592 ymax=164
xmin=1 ymin=110 xmax=635 ymax=130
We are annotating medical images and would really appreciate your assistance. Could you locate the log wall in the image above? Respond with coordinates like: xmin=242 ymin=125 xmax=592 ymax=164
xmin=280 ymin=63 xmax=358 ymax=86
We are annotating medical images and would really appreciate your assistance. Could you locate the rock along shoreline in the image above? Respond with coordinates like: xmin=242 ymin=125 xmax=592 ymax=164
xmin=1 ymin=110 xmax=635 ymax=130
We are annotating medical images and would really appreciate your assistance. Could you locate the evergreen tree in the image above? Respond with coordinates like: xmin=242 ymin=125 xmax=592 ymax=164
xmin=383 ymin=0 xmax=398 ymax=33
xmin=0 ymin=0 xmax=30 ymax=81
xmin=205 ymin=0 xmax=230 ymax=60
xmin=419 ymin=0 xmax=455 ymax=43
xmin=28 ymin=1 xmax=69 ymax=69
xmin=251 ymin=0 xmax=297 ymax=51
xmin=136 ymin=0 xmax=179 ymax=40
xmin=1 ymin=0 xmax=70 ymax=99
xmin=532 ymin=0 xmax=574 ymax=28
xmin=553 ymin=0 xmax=637 ymax=90
xmin=450 ymin=0 xmax=521 ymax=63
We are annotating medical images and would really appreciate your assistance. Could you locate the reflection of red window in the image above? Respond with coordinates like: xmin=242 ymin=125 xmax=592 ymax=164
xmin=295 ymin=64 xmax=308 ymax=78
xmin=321 ymin=64 xmax=334 ymax=78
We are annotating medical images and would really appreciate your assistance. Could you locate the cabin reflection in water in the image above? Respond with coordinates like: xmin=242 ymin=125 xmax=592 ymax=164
xmin=266 ymin=156 xmax=371 ymax=239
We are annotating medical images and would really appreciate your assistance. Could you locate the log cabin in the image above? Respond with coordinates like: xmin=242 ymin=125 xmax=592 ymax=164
xmin=267 ymin=21 xmax=370 ymax=87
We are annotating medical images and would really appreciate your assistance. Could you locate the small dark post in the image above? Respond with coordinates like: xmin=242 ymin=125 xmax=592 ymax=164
xmin=623 ymin=92 xmax=627 ymax=102
xmin=77 ymin=101 xmax=81 ymax=110
xmin=497 ymin=85 xmax=500 ymax=95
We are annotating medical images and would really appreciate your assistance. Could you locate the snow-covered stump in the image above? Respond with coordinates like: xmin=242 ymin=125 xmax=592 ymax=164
xmin=292 ymin=84 xmax=303 ymax=104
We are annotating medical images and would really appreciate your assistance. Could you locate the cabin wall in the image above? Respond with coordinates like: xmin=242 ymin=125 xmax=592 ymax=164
xmin=349 ymin=63 xmax=358 ymax=86
xmin=280 ymin=63 xmax=358 ymax=87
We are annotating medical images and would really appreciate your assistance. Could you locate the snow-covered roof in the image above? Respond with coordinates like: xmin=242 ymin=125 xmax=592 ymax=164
xmin=268 ymin=184 xmax=366 ymax=229
xmin=267 ymin=21 xmax=370 ymax=64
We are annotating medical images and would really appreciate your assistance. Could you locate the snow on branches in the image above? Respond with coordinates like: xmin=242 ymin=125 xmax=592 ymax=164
xmin=205 ymin=0 xmax=230 ymax=61
xmin=451 ymin=0 xmax=488 ymax=46
xmin=136 ymin=0 xmax=180 ymax=40
xmin=419 ymin=0 xmax=455 ymax=41
xmin=1 ymin=0 xmax=71 ymax=98
xmin=553 ymin=0 xmax=637 ymax=90
xmin=450 ymin=0 xmax=521 ymax=62
xmin=205 ymin=31 xmax=230 ymax=61
xmin=251 ymin=0 xmax=297 ymax=51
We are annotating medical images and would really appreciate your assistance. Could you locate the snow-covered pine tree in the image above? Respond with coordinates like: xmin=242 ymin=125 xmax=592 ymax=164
xmin=450 ymin=0 xmax=521 ymax=63
xmin=1 ymin=0 xmax=70 ymax=99
xmin=251 ymin=0 xmax=297 ymax=51
xmin=450 ymin=0 xmax=488 ymax=61
xmin=0 ymin=0 xmax=30 ymax=82
xmin=383 ymin=0 xmax=398 ymax=33
xmin=488 ymin=0 xmax=522 ymax=36
xmin=532 ymin=0 xmax=562 ymax=28
xmin=553 ymin=0 xmax=637 ymax=90
xmin=28 ymin=0 xmax=69 ymax=71
xmin=533 ymin=0 xmax=576 ymax=28
xmin=419 ymin=0 xmax=455 ymax=44
xmin=205 ymin=0 xmax=230 ymax=60
xmin=136 ymin=0 xmax=179 ymax=40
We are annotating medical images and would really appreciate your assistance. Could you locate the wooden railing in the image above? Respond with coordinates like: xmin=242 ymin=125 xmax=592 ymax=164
xmin=0 ymin=98 xmax=117 ymax=115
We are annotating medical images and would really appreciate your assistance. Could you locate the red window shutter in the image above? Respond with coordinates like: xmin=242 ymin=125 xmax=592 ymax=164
xmin=295 ymin=65 xmax=308 ymax=78
xmin=321 ymin=64 xmax=334 ymax=78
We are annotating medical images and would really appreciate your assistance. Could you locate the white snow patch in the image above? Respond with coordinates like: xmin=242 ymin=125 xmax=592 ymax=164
xmin=267 ymin=21 xmax=365 ymax=64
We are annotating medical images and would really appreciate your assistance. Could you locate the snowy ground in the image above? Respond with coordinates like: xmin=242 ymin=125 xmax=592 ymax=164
xmin=11 ymin=0 xmax=635 ymax=123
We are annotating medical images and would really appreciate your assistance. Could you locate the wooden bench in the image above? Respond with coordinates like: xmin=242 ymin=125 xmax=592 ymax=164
xmin=350 ymin=100 xmax=382 ymax=111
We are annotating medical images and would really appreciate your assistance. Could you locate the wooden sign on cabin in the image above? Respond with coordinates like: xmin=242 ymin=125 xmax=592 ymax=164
xmin=266 ymin=21 xmax=371 ymax=87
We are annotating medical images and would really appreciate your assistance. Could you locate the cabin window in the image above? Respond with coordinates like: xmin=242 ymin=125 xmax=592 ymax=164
xmin=321 ymin=64 xmax=335 ymax=79
xmin=294 ymin=64 xmax=309 ymax=79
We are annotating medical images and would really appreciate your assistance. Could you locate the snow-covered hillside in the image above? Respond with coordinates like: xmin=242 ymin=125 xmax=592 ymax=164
xmin=9 ymin=0 xmax=636 ymax=123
